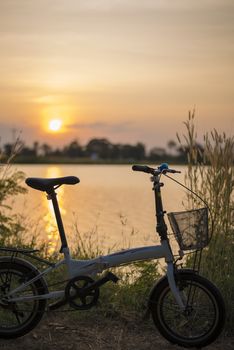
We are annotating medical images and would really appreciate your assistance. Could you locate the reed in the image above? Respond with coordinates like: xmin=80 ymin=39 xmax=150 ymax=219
xmin=70 ymin=219 xmax=161 ymax=318
xmin=178 ymin=111 xmax=234 ymax=332
xmin=1 ymin=121 xmax=233 ymax=329
xmin=0 ymin=138 xmax=28 ymax=246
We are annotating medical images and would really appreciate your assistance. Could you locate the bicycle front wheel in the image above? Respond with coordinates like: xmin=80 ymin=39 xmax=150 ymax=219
xmin=0 ymin=258 xmax=47 ymax=338
xmin=150 ymin=271 xmax=225 ymax=348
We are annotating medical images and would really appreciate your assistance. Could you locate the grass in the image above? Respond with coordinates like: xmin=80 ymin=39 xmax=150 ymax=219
xmin=199 ymin=233 xmax=234 ymax=332
xmin=0 ymin=114 xmax=233 ymax=334
xmin=178 ymin=111 xmax=234 ymax=333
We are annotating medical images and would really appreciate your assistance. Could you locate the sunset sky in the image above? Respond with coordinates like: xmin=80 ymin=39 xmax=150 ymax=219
xmin=0 ymin=0 xmax=233 ymax=149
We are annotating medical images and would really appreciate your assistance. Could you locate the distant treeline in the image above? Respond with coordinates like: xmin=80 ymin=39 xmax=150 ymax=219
xmin=1 ymin=138 xmax=204 ymax=163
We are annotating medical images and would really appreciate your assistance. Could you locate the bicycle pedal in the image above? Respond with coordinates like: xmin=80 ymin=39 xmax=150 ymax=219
xmin=80 ymin=272 xmax=119 ymax=293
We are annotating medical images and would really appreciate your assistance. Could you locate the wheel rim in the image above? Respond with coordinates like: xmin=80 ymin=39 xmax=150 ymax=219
xmin=0 ymin=269 xmax=39 ymax=331
xmin=158 ymin=279 xmax=219 ymax=341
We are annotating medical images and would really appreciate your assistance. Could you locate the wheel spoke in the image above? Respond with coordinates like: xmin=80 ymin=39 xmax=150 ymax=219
xmin=81 ymin=296 xmax=87 ymax=305
xmin=151 ymin=273 xmax=224 ymax=347
xmin=14 ymin=311 xmax=22 ymax=325
xmin=87 ymin=290 xmax=96 ymax=297
xmin=71 ymin=282 xmax=80 ymax=291
xmin=0 ymin=272 xmax=6 ymax=286
xmin=0 ymin=261 xmax=47 ymax=338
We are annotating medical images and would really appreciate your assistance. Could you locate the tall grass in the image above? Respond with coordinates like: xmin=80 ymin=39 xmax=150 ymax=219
xmin=0 ymin=150 xmax=161 ymax=319
xmin=1 ymin=119 xmax=233 ymax=330
xmin=69 ymin=220 xmax=161 ymax=318
xmin=178 ymin=111 xmax=234 ymax=332
xmin=0 ymin=138 xmax=28 ymax=246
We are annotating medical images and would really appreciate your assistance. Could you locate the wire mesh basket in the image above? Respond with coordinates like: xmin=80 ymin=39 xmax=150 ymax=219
xmin=167 ymin=207 xmax=210 ymax=251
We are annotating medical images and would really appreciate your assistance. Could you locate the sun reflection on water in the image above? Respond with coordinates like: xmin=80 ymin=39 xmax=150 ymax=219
xmin=43 ymin=166 xmax=66 ymax=255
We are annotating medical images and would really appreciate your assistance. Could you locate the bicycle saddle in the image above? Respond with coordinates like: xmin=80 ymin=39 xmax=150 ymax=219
xmin=25 ymin=176 xmax=80 ymax=192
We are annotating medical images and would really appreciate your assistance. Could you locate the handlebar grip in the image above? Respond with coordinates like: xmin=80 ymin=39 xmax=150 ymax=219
xmin=169 ymin=169 xmax=181 ymax=174
xmin=132 ymin=165 xmax=153 ymax=174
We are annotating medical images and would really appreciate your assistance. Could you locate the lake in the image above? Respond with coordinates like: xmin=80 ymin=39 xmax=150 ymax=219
xmin=11 ymin=164 xmax=188 ymax=254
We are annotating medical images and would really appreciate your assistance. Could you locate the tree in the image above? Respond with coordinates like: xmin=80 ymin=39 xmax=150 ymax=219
xmin=110 ymin=144 xmax=122 ymax=159
xmin=20 ymin=145 xmax=36 ymax=157
xmin=86 ymin=138 xmax=112 ymax=159
xmin=135 ymin=142 xmax=145 ymax=160
xmin=167 ymin=140 xmax=177 ymax=155
xmin=148 ymin=147 xmax=166 ymax=161
xmin=41 ymin=143 xmax=52 ymax=157
xmin=119 ymin=142 xmax=145 ymax=160
xmin=33 ymin=141 xmax=39 ymax=156
xmin=176 ymin=143 xmax=204 ymax=163
xmin=63 ymin=140 xmax=83 ymax=158
xmin=3 ymin=143 xmax=13 ymax=157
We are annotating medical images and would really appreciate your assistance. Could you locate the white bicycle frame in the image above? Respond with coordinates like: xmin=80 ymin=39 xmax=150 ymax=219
xmin=7 ymin=242 xmax=185 ymax=310
xmin=7 ymin=168 xmax=186 ymax=310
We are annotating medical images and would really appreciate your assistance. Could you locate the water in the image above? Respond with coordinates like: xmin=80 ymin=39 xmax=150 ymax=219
xmin=11 ymin=164 xmax=187 ymax=254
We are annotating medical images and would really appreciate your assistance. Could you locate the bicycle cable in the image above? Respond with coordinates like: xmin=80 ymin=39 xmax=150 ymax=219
xmin=163 ymin=173 xmax=214 ymax=242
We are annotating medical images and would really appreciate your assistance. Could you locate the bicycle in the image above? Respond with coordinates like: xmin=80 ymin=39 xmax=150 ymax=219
xmin=0 ymin=163 xmax=225 ymax=347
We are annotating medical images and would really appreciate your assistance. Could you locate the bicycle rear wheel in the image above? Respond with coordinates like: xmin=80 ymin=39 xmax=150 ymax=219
xmin=0 ymin=258 xmax=47 ymax=338
xmin=150 ymin=271 xmax=225 ymax=348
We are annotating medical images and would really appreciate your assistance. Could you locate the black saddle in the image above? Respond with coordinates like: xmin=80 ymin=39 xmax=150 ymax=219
xmin=25 ymin=176 xmax=80 ymax=193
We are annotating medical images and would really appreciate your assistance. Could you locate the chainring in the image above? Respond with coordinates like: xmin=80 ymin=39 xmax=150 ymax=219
xmin=65 ymin=276 xmax=99 ymax=310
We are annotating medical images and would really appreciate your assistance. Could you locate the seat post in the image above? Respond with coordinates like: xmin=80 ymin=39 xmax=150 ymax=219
xmin=48 ymin=189 xmax=68 ymax=253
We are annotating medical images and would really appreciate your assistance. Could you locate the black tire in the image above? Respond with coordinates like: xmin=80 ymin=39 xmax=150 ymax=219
xmin=150 ymin=271 xmax=225 ymax=348
xmin=0 ymin=258 xmax=48 ymax=339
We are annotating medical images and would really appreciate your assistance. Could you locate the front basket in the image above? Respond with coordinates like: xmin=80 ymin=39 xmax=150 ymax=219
xmin=167 ymin=207 xmax=209 ymax=251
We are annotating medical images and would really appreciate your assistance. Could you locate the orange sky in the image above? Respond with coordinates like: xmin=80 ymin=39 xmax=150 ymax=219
xmin=0 ymin=0 xmax=233 ymax=148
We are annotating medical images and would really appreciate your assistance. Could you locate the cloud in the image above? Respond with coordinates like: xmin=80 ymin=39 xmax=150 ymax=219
xmin=67 ymin=121 xmax=134 ymax=133
xmin=32 ymin=95 xmax=62 ymax=105
xmin=58 ymin=0 xmax=233 ymax=13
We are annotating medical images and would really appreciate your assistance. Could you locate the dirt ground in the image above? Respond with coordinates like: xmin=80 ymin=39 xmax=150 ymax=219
xmin=0 ymin=312 xmax=233 ymax=350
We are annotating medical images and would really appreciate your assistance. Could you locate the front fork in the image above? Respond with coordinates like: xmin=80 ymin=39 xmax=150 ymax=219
xmin=160 ymin=238 xmax=186 ymax=310
xmin=166 ymin=262 xmax=186 ymax=310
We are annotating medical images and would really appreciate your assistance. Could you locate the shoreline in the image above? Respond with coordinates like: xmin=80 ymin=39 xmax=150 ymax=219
xmin=4 ymin=158 xmax=187 ymax=165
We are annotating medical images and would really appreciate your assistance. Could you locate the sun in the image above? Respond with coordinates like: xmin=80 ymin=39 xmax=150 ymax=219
xmin=49 ymin=119 xmax=62 ymax=132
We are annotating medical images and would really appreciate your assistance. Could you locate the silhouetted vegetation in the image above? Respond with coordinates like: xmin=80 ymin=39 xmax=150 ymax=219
xmin=0 ymin=114 xmax=233 ymax=334
xmin=0 ymin=140 xmax=27 ymax=246
xmin=179 ymin=111 xmax=234 ymax=332
xmin=0 ymin=137 xmax=204 ymax=164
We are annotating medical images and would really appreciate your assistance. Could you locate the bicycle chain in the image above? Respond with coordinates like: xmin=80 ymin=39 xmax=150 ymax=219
xmin=2 ymin=277 xmax=100 ymax=314
xmin=33 ymin=277 xmax=99 ymax=313
xmin=46 ymin=278 xmax=76 ymax=313
xmin=1 ymin=278 xmax=76 ymax=314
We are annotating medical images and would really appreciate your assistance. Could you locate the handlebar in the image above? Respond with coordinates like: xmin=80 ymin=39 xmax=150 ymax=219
xmin=132 ymin=163 xmax=181 ymax=176
xmin=132 ymin=165 xmax=154 ymax=174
